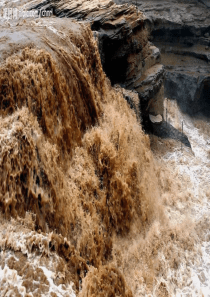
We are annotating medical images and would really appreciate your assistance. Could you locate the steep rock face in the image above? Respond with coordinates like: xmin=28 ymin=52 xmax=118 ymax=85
xmin=27 ymin=0 xmax=165 ymax=119
xmin=165 ymin=65 xmax=210 ymax=115
xmin=115 ymin=0 xmax=210 ymax=116
xmin=115 ymin=0 xmax=210 ymax=41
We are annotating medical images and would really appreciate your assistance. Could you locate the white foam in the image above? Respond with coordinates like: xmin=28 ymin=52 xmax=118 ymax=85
xmin=162 ymin=99 xmax=210 ymax=296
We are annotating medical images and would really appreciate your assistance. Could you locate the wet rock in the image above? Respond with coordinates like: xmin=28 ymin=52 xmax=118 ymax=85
xmin=151 ymin=120 xmax=191 ymax=148
xmin=149 ymin=114 xmax=162 ymax=124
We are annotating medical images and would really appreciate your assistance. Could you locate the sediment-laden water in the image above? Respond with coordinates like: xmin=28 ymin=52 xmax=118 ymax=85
xmin=0 ymin=7 xmax=209 ymax=297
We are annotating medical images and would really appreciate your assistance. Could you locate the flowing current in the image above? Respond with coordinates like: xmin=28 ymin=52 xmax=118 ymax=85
xmin=0 ymin=15 xmax=209 ymax=297
xmin=150 ymin=99 xmax=210 ymax=297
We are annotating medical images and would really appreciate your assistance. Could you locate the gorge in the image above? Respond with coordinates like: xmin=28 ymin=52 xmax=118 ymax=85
xmin=0 ymin=0 xmax=209 ymax=296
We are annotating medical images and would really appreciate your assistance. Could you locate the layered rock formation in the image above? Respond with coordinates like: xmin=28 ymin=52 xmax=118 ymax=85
xmin=26 ymin=0 xmax=165 ymax=120
xmin=115 ymin=0 xmax=210 ymax=116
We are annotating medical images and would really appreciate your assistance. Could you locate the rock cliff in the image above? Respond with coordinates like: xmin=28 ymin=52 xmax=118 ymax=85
xmin=115 ymin=0 xmax=210 ymax=116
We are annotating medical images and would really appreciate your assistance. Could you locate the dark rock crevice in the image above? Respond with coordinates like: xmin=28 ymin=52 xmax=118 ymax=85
xmin=197 ymin=77 xmax=210 ymax=117
xmin=95 ymin=32 xmax=135 ymax=85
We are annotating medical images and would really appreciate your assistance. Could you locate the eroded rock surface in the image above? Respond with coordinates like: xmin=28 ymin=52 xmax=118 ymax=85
xmin=115 ymin=0 xmax=210 ymax=116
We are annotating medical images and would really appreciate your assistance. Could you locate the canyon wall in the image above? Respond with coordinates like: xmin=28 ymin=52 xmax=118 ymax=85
xmin=115 ymin=0 xmax=210 ymax=116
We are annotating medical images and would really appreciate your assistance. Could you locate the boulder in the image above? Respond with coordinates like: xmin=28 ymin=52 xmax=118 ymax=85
xmin=149 ymin=114 xmax=163 ymax=124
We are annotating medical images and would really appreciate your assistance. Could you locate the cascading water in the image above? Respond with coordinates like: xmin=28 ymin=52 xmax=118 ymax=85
xmin=0 ymin=1 xmax=209 ymax=296
xmin=0 ymin=21 xmax=168 ymax=296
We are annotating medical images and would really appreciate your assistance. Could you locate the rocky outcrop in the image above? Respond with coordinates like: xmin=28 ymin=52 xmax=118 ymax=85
xmin=115 ymin=0 xmax=210 ymax=117
xmin=151 ymin=121 xmax=191 ymax=148
xmin=115 ymin=0 xmax=210 ymax=41
xmin=26 ymin=0 xmax=165 ymax=120
xmin=165 ymin=65 xmax=210 ymax=115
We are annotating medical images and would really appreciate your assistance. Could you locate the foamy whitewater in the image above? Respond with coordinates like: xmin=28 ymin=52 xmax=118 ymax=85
xmin=158 ymin=99 xmax=210 ymax=296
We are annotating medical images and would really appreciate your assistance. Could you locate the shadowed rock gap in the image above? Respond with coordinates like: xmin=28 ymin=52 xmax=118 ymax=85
xmin=199 ymin=78 xmax=210 ymax=117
